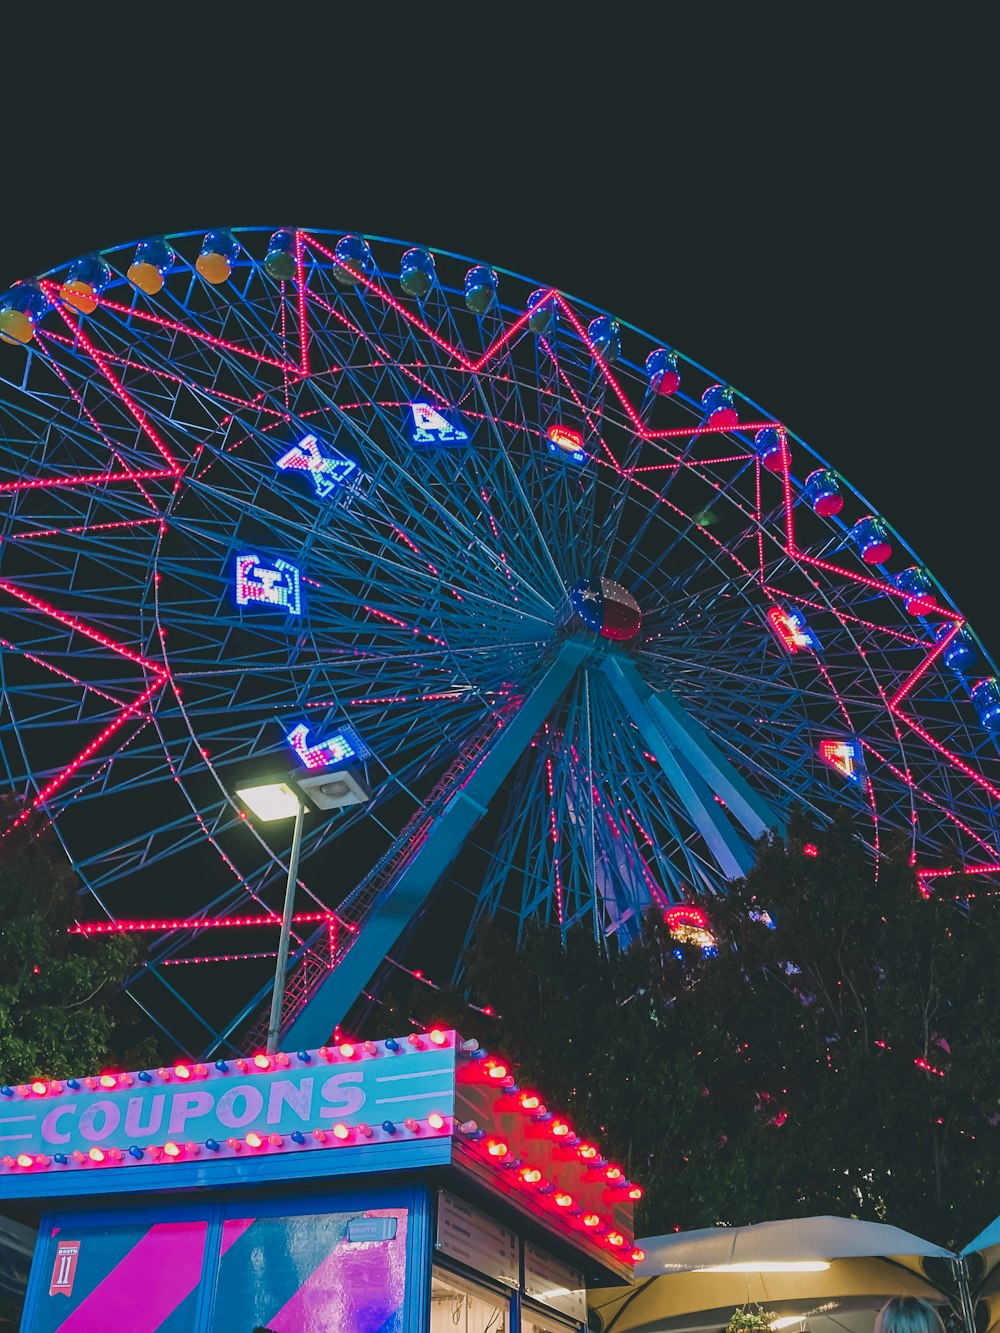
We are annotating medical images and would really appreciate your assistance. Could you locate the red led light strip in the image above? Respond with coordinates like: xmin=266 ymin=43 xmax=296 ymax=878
xmin=0 ymin=636 xmax=126 ymax=709
xmin=68 ymin=912 xmax=338 ymax=935
xmin=50 ymin=284 xmax=298 ymax=375
xmin=6 ymin=517 xmax=162 ymax=543
xmin=0 ymin=579 xmax=169 ymax=834
xmin=38 ymin=284 xmax=182 ymax=475
xmin=294 ymin=229 xmax=310 ymax=376
xmin=6 ymin=681 xmax=164 ymax=832
xmin=162 ymin=951 xmax=279 ymax=966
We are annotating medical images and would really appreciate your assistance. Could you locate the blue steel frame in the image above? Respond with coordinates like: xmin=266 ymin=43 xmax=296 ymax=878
xmin=2 ymin=226 xmax=1000 ymax=1058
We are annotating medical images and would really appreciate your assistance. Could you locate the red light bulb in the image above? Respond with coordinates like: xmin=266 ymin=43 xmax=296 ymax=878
xmin=427 ymin=1113 xmax=445 ymax=1130
xmin=332 ymin=1123 xmax=350 ymax=1140
xmin=245 ymin=1132 xmax=263 ymax=1149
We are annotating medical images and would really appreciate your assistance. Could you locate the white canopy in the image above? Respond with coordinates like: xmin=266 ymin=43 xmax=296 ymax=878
xmin=590 ymin=1217 xmax=956 ymax=1333
xmin=637 ymin=1216 xmax=955 ymax=1274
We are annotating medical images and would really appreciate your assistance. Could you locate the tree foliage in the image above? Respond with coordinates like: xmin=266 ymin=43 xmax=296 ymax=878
xmin=404 ymin=812 xmax=1000 ymax=1249
xmin=0 ymin=798 xmax=156 ymax=1084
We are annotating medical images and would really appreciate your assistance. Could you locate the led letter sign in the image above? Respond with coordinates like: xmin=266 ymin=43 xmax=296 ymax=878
xmin=408 ymin=402 xmax=470 ymax=447
xmin=276 ymin=434 xmax=359 ymax=499
xmin=235 ymin=554 xmax=302 ymax=615
xmin=286 ymin=723 xmax=370 ymax=770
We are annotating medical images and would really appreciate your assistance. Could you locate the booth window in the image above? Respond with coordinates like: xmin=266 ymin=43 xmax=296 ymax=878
xmin=521 ymin=1311 xmax=580 ymax=1333
xmin=431 ymin=1266 xmax=509 ymax=1332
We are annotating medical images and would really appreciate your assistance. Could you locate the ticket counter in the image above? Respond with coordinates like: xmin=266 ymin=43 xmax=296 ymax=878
xmin=0 ymin=1030 xmax=638 ymax=1330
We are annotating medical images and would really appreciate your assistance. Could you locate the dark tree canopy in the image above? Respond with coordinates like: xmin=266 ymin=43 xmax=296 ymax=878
xmin=402 ymin=812 xmax=1000 ymax=1250
xmin=0 ymin=798 xmax=155 ymax=1084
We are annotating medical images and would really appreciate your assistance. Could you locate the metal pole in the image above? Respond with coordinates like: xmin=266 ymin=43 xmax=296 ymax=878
xmin=266 ymin=800 xmax=305 ymax=1054
xmin=952 ymin=1256 xmax=977 ymax=1333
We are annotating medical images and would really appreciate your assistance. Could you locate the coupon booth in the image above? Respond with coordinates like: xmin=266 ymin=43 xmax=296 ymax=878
xmin=1 ymin=1030 xmax=639 ymax=1331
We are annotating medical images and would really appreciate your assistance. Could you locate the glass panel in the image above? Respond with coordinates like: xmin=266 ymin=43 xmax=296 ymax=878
xmin=430 ymin=1267 xmax=507 ymax=1333
xmin=522 ymin=1313 xmax=578 ymax=1333
xmin=210 ymin=1207 xmax=408 ymax=1333
xmin=25 ymin=1217 xmax=209 ymax=1331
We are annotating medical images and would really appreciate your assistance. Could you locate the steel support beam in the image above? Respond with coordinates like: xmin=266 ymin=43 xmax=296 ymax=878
xmin=283 ymin=639 xmax=590 ymax=1048
xmin=603 ymin=655 xmax=782 ymax=880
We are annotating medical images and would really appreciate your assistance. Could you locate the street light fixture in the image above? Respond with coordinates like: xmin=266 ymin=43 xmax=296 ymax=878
xmin=235 ymin=765 xmax=371 ymax=1054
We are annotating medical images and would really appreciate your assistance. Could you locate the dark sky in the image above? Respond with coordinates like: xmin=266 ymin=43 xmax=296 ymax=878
xmin=2 ymin=14 xmax=992 ymax=650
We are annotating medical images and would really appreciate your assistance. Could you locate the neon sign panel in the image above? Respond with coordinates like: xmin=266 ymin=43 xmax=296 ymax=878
xmin=286 ymin=723 xmax=370 ymax=770
xmin=819 ymin=738 xmax=868 ymax=788
xmin=408 ymin=402 xmax=470 ymax=447
xmin=767 ymin=605 xmax=821 ymax=654
xmin=276 ymin=434 xmax=359 ymax=499
xmin=545 ymin=424 xmax=587 ymax=465
xmin=235 ymin=554 xmax=302 ymax=615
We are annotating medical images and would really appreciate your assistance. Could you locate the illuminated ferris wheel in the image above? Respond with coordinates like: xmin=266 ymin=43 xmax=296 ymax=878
xmin=2 ymin=227 xmax=999 ymax=1057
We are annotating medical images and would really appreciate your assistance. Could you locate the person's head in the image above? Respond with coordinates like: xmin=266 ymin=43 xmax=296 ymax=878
xmin=874 ymin=1298 xmax=946 ymax=1333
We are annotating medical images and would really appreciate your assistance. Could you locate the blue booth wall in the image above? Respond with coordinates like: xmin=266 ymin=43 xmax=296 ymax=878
xmin=19 ymin=1181 xmax=430 ymax=1333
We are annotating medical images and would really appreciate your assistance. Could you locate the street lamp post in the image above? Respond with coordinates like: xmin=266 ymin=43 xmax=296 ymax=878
xmin=265 ymin=798 xmax=305 ymax=1054
xmin=235 ymin=764 xmax=370 ymax=1054
xmin=234 ymin=780 xmax=308 ymax=1055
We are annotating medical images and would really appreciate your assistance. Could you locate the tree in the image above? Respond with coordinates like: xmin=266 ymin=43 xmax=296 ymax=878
xmin=0 ymin=798 xmax=156 ymax=1084
xmin=401 ymin=812 xmax=1000 ymax=1249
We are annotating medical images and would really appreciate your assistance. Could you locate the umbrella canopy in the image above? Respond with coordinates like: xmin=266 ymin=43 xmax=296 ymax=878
xmin=590 ymin=1271 xmax=947 ymax=1333
xmin=590 ymin=1217 xmax=957 ymax=1333
xmin=638 ymin=1216 xmax=954 ymax=1273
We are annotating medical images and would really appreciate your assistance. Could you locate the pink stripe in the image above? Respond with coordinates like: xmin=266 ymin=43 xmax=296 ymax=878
xmin=219 ymin=1217 xmax=255 ymax=1257
xmin=268 ymin=1210 xmax=407 ymax=1333
xmin=57 ymin=1221 xmax=208 ymax=1332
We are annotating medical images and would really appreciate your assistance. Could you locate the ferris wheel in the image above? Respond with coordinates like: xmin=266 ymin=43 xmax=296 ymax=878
xmin=2 ymin=227 xmax=999 ymax=1058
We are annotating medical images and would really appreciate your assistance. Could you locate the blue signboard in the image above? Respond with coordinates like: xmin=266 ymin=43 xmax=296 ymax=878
xmin=1 ymin=1039 xmax=455 ymax=1169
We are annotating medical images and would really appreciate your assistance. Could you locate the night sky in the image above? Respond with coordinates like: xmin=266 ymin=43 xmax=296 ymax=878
xmin=2 ymin=17 xmax=991 ymax=651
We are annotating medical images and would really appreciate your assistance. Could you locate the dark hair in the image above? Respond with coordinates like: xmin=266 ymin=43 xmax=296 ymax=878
xmin=874 ymin=1298 xmax=946 ymax=1333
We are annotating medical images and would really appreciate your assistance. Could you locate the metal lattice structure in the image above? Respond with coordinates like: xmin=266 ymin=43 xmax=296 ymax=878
xmin=2 ymin=227 xmax=999 ymax=1057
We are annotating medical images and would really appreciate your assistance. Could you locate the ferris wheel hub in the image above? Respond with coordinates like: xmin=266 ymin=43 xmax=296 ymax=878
xmin=568 ymin=578 xmax=643 ymax=642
